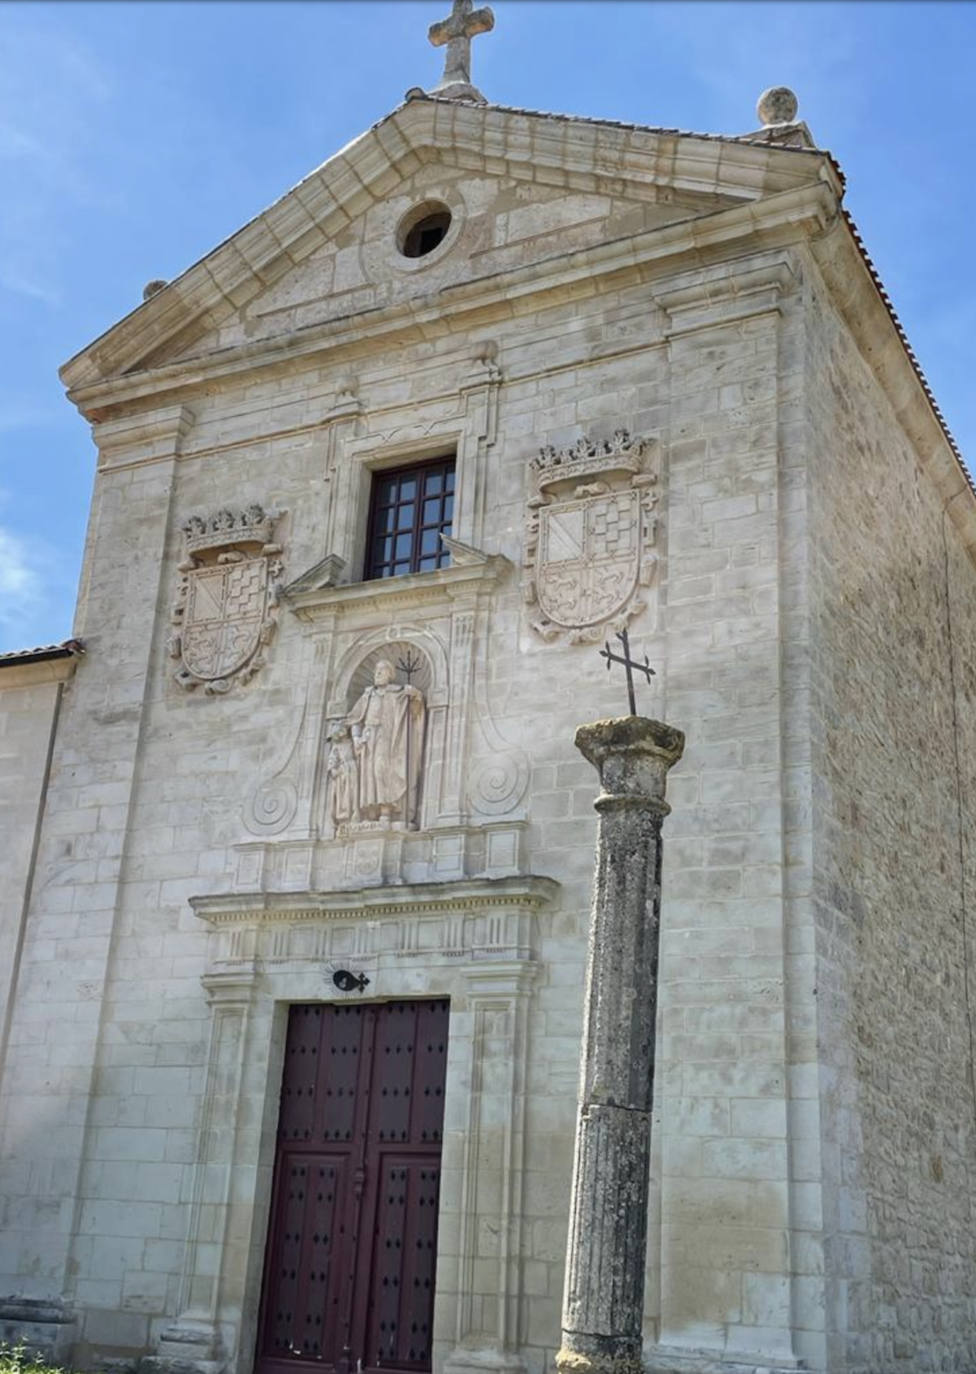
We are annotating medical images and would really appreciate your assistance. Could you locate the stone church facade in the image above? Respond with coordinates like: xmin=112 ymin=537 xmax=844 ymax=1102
xmin=2 ymin=23 xmax=975 ymax=1374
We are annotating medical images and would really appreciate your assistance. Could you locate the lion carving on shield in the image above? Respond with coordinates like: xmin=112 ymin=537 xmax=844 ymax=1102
xmin=524 ymin=431 xmax=659 ymax=644
xmin=170 ymin=504 xmax=283 ymax=694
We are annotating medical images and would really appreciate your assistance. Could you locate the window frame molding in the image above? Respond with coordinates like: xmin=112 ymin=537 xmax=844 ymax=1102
xmin=322 ymin=427 xmax=468 ymax=589
xmin=299 ymin=350 xmax=501 ymax=600
xmin=363 ymin=452 xmax=457 ymax=582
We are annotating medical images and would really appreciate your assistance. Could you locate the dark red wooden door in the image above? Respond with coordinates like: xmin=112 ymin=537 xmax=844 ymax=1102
xmin=256 ymin=1001 xmax=449 ymax=1374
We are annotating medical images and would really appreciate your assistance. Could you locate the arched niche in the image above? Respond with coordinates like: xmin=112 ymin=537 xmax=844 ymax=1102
xmin=345 ymin=640 xmax=435 ymax=710
xmin=327 ymin=626 xmax=449 ymax=717
xmin=317 ymin=628 xmax=450 ymax=836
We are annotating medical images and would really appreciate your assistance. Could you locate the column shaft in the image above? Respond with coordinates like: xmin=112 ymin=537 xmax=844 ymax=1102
xmin=558 ymin=716 xmax=684 ymax=1374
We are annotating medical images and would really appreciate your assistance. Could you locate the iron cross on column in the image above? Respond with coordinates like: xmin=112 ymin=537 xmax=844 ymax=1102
xmin=599 ymin=628 xmax=656 ymax=717
xmin=428 ymin=0 xmax=494 ymax=90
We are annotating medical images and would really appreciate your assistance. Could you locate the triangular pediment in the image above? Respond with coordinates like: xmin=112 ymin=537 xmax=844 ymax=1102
xmin=281 ymin=554 xmax=347 ymax=597
xmin=61 ymin=98 xmax=833 ymax=391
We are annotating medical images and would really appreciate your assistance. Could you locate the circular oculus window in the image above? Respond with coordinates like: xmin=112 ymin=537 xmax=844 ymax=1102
xmin=397 ymin=201 xmax=453 ymax=260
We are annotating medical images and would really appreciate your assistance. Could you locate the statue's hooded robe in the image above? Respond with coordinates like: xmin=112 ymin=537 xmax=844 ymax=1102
xmin=347 ymin=681 xmax=426 ymax=823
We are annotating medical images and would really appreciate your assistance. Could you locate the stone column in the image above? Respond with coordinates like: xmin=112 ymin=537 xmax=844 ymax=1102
xmin=557 ymin=716 xmax=684 ymax=1374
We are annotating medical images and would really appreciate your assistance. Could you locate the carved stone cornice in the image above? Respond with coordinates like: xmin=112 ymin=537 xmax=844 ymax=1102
xmin=91 ymin=403 xmax=194 ymax=470
xmin=284 ymin=547 xmax=511 ymax=622
xmin=62 ymin=98 xmax=839 ymax=388
xmin=654 ymin=259 xmax=799 ymax=336
xmin=190 ymin=874 xmax=559 ymax=927
xmin=64 ymin=183 xmax=838 ymax=421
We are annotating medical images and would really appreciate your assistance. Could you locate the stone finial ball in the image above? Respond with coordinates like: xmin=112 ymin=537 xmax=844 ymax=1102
xmin=756 ymin=86 xmax=799 ymax=126
xmin=142 ymin=278 xmax=168 ymax=301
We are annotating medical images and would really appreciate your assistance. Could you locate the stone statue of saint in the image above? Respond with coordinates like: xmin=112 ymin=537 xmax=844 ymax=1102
xmin=345 ymin=659 xmax=426 ymax=827
xmin=325 ymin=724 xmax=357 ymax=829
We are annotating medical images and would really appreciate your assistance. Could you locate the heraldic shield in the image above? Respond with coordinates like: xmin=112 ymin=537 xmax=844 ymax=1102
xmin=182 ymin=557 xmax=270 ymax=681
xmin=537 ymin=490 xmax=640 ymax=628
xmin=524 ymin=430 xmax=660 ymax=643
xmin=171 ymin=505 xmax=283 ymax=693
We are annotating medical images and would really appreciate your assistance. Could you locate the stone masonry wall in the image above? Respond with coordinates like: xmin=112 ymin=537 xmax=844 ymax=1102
xmin=0 ymin=419 xmax=185 ymax=1337
xmin=650 ymin=254 xmax=823 ymax=1372
xmin=805 ymin=258 xmax=976 ymax=1374
xmin=0 ymin=671 xmax=64 ymax=1080
xmin=1 ymin=132 xmax=839 ymax=1374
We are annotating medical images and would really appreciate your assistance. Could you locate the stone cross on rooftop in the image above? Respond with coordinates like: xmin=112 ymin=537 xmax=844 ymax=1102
xmin=427 ymin=0 xmax=494 ymax=104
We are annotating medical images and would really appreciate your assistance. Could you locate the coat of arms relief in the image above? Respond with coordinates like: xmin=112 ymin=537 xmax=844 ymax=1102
xmin=170 ymin=504 xmax=283 ymax=693
xmin=524 ymin=430 xmax=659 ymax=643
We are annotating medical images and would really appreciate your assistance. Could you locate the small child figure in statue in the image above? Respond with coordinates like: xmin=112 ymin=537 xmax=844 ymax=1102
xmin=326 ymin=724 xmax=357 ymax=829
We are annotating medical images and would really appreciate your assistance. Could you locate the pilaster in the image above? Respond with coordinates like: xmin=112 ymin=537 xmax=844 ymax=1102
xmin=0 ymin=405 xmax=192 ymax=1323
xmin=651 ymin=252 xmax=810 ymax=1371
xmin=141 ymin=971 xmax=260 ymax=1374
xmin=455 ymin=344 xmax=502 ymax=552
xmin=444 ymin=961 xmax=538 ymax=1374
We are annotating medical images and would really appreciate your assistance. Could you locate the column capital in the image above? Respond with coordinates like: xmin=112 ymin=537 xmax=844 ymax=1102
xmin=574 ymin=716 xmax=684 ymax=801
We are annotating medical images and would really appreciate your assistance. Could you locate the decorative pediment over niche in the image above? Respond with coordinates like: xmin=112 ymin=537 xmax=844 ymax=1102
xmin=281 ymin=553 xmax=346 ymax=596
xmin=282 ymin=540 xmax=509 ymax=620
xmin=170 ymin=504 xmax=284 ymax=694
xmin=524 ymin=430 xmax=660 ymax=644
xmin=239 ymin=539 xmax=529 ymax=887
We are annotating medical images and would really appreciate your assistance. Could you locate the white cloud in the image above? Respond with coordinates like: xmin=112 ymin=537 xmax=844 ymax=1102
xmin=0 ymin=525 xmax=41 ymax=604
xmin=0 ymin=126 xmax=45 ymax=160
xmin=0 ymin=266 xmax=61 ymax=306
xmin=0 ymin=514 xmax=71 ymax=650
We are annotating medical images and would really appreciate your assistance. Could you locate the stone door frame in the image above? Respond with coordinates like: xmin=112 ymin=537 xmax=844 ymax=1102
xmin=152 ymin=877 xmax=557 ymax=1374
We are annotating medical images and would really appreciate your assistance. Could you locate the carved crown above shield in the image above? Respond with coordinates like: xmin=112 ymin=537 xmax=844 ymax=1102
xmin=170 ymin=504 xmax=284 ymax=694
xmin=524 ymin=430 xmax=659 ymax=644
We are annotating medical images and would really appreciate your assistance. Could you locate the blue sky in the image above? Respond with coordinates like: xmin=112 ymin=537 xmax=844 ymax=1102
xmin=1 ymin=0 xmax=973 ymax=651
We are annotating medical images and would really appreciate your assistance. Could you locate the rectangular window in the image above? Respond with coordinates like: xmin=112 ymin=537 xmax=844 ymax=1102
xmin=365 ymin=456 xmax=455 ymax=580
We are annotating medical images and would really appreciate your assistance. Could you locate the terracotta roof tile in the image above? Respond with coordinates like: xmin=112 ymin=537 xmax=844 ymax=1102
xmin=839 ymin=207 xmax=972 ymax=493
xmin=0 ymin=640 xmax=85 ymax=666
xmin=403 ymin=94 xmax=833 ymax=161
